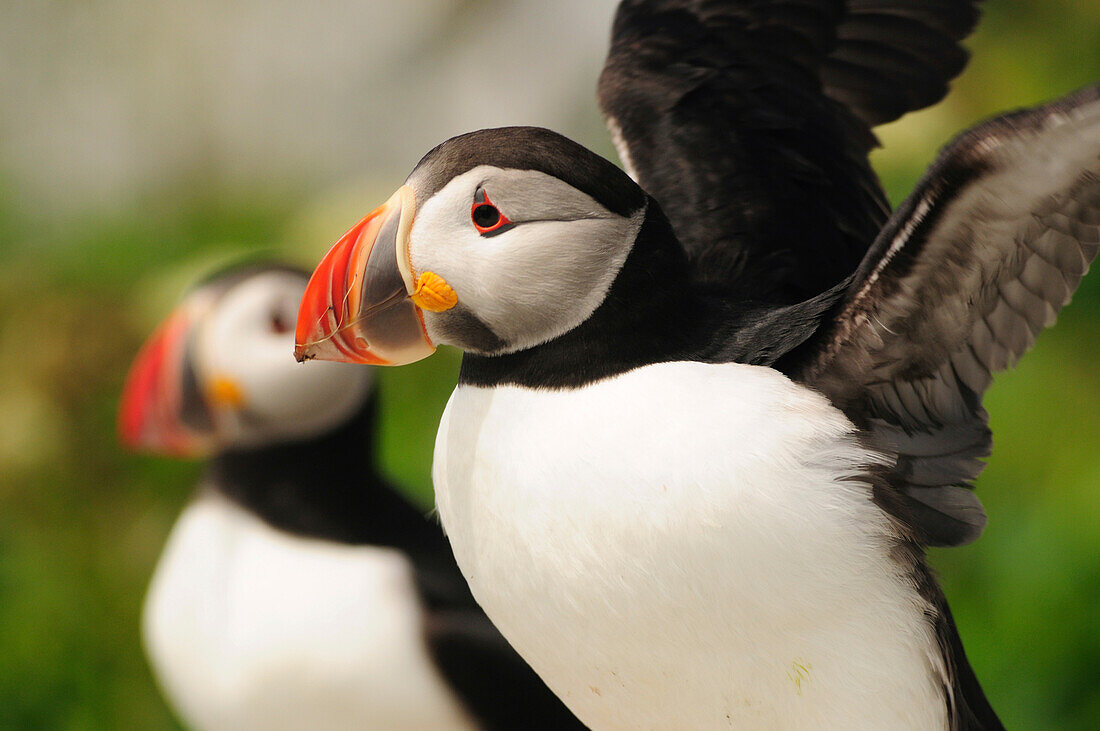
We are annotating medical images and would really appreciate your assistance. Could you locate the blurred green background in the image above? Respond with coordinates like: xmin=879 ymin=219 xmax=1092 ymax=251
xmin=2 ymin=1 xmax=1099 ymax=728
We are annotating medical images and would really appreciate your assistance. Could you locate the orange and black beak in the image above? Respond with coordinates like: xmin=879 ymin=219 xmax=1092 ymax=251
xmin=117 ymin=304 xmax=212 ymax=457
xmin=294 ymin=185 xmax=454 ymax=366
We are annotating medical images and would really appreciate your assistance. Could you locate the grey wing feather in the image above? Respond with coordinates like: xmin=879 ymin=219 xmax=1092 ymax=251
xmin=802 ymin=84 xmax=1100 ymax=546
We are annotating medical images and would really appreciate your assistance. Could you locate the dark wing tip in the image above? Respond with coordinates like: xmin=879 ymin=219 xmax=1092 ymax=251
xmin=818 ymin=1 xmax=983 ymax=127
xmin=902 ymin=486 xmax=988 ymax=547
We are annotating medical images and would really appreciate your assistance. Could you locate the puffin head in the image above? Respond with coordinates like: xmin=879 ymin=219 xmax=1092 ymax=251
xmin=120 ymin=264 xmax=373 ymax=456
xmin=294 ymin=127 xmax=651 ymax=365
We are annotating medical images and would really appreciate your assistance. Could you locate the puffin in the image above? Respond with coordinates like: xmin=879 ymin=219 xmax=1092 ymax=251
xmin=118 ymin=263 xmax=585 ymax=731
xmin=293 ymin=3 xmax=1100 ymax=729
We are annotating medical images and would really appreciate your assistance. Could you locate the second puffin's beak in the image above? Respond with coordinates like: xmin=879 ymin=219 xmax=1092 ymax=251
xmin=118 ymin=306 xmax=212 ymax=457
xmin=295 ymin=185 xmax=447 ymax=366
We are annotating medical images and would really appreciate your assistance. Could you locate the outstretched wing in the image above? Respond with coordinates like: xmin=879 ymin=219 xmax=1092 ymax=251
xmin=598 ymin=0 xmax=982 ymax=304
xmin=800 ymin=84 xmax=1100 ymax=546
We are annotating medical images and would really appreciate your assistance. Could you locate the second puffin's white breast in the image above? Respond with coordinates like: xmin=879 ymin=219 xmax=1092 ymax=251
xmin=143 ymin=494 xmax=476 ymax=731
xmin=433 ymin=360 xmax=948 ymax=730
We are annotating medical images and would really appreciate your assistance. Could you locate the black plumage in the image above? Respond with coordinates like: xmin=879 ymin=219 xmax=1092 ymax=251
xmin=206 ymin=394 xmax=470 ymax=604
xmin=598 ymin=0 xmax=982 ymax=304
xmin=459 ymin=193 xmax=843 ymax=389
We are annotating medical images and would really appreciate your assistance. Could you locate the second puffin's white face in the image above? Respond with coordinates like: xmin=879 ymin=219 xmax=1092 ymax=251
xmin=194 ymin=270 xmax=373 ymax=448
xmin=406 ymin=165 xmax=645 ymax=355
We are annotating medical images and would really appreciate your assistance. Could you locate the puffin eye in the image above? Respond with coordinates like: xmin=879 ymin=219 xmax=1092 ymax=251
xmin=472 ymin=204 xmax=500 ymax=229
xmin=269 ymin=310 xmax=292 ymax=334
xmin=471 ymin=189 xmax=513 ymax=235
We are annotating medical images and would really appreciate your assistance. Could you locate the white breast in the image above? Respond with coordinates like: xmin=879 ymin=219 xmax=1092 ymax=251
xmin=433 ymin=361 xmax=948 ymax=730
xmin=143 ymin=494 xmax=476 ymax=731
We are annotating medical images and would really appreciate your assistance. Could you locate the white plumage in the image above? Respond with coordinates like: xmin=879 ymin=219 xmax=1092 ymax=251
xmin=433 ymin=361 xmax=948 ymax=730
xmin=144 ymin=493 xmax=476 ymax=731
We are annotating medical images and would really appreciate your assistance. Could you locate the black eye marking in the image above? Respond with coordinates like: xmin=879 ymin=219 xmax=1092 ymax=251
xmin=269 ymin=310 xmax=292 ymax=334
xmin=471 ymin=188 xmax=514 ymax=236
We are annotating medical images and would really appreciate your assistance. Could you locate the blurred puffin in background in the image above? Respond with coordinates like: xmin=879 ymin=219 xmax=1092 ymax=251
xmin=119 ymin=263 xmax=584 ymax=730
xmin=294 ymin=1 xmax=1100 ymax=728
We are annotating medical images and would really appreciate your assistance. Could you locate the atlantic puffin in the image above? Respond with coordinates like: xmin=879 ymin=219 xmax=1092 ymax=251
xmin=293 ymin=3 xmax=1100 ymax=729
xmin=119 ymin=263 xmax=584 ymax=730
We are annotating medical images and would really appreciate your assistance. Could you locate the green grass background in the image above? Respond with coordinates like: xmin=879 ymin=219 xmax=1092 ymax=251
xmin=2 ymin=2 xmax=1100 ymax=728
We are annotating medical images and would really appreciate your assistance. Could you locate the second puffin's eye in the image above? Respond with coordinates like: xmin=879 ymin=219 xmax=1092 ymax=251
xmin=471 ymin=188 xmax=513 ymax=235
xmin=269 ymin=309 xmax=292 ymax=334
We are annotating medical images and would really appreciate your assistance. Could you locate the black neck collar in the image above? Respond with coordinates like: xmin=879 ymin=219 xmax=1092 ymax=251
xmin=457 ymin=200 xmax=845 ymax=390
xmin=459 ymin=203 xmax=702 ymax=389
xmin=206 ymin=394 xmax=436 ymax=548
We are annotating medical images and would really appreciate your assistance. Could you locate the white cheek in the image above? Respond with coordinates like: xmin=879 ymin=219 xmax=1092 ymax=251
xmin=410 ymin=167 xmax=644 ymax=354
xmin=195 ymin=274 xmax=375 ymax=445
xmin=459 ymin=217 xmax=638 ymax=350
xmin=219 ymin=329 xmax=373 ymax=439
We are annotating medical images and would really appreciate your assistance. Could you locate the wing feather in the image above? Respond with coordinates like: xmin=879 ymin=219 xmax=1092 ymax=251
xmin=801 ymin=84 xmax=1100 ymax=547
xmin=599 ymin=0 xmax=982 ymax=302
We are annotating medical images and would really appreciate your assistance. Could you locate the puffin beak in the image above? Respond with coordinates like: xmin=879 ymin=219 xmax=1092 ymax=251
xmin=118 ymin=306 xmax=212 ymax=457
xmin=294 ymin=185 xmax=445 ymax=366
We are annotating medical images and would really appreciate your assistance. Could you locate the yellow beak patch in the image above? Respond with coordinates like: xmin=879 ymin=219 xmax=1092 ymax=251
xmin=411 ymin=271 xmax=458 ymax=313
xmin=206 ymin=376 xmax=246 ymax=409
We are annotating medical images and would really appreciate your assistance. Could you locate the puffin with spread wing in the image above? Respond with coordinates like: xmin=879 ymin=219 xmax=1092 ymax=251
xmin=294 ymin=2 xmax=1099 ymax=728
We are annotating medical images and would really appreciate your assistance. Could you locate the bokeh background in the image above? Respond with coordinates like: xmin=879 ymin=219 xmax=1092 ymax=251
xmin=2 ymin=1 xmax=1099 ymax=728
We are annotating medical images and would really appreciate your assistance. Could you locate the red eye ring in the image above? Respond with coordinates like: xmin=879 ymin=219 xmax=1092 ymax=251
xmin=471 ymin=190 xmax=513 ymax=234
